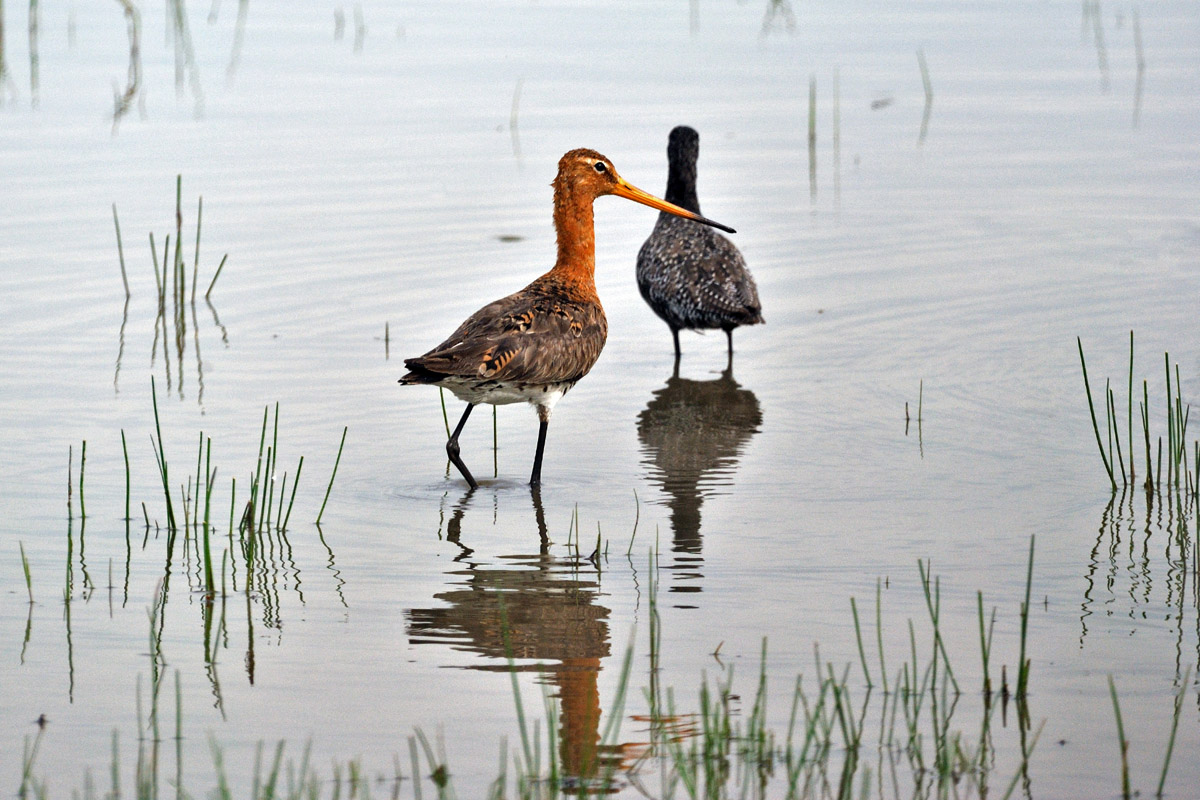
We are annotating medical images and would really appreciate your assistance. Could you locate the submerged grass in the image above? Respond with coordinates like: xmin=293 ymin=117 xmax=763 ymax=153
xmin=143 ymin=382 xmax=337 ymax=541
xmin=1078 ymin=333 xmax=1199 ymax=497
xmin=79 ymin=440 xmax=87 ymax=520
xmin=316 ymin=426 xmax=348 ymax=525
xmin=16 ymin=534 xmax=1191 ymax=799
xmin=1107 ymin=675 xmax=1131 ymax=799
xmin=20 ymin=541 xmax=33 ymax=603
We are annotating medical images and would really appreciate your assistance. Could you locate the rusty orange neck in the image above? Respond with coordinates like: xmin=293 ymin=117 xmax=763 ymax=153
xmin=549 ymin=177 xmax=598 ymax=295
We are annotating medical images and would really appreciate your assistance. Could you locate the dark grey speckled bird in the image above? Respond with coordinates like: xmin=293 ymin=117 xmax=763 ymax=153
xmin=636 ymin=126 xmax=763 ymax=358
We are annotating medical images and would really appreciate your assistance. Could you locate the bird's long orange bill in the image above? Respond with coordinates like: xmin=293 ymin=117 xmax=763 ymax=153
xmin=611 ymin=179 xmax=736 ymax=234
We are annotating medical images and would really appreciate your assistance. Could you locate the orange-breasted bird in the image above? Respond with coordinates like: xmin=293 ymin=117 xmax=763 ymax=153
xmin=401 ymin=148 xmax=735 ymax=488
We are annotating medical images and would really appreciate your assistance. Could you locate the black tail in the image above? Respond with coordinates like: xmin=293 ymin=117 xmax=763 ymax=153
xmin=399 ymin=360 xmax=445 ymax=385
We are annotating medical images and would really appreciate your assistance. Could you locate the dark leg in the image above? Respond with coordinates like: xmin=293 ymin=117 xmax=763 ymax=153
xmin=671 ymin=327 xmax=681 ymax=358
xmin=724 ymin=326 xmax=734 ymax=357
xmin=530 ymin=418 xmax=549 ymax=486
xmin=446 ymin=404 xmax=478 ymax=489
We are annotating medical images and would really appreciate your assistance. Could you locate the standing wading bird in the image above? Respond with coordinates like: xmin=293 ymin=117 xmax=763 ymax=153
xmin=400 ymin=148 xmax=736 ymax=489
xmin=636 ymin=126 xmax=763 ymax=358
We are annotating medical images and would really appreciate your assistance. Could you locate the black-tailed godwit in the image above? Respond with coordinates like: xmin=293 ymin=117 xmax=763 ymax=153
xmin=401 ymin=148 xmax=735 ymax=488
xmin=636 ymin=126 xmax=763 ymax=358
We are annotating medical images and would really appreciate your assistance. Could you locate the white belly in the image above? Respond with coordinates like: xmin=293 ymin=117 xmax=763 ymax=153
xmin=439 ymin=377 xmax=576 ymax=416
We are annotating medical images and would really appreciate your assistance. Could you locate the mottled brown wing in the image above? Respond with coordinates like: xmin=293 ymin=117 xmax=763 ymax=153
xmin=403 ymin=284 xmax=608 ymax=385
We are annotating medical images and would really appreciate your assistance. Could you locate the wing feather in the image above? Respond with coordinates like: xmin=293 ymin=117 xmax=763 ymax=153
xmin=402 ymin=279 xmax=608 ymax=386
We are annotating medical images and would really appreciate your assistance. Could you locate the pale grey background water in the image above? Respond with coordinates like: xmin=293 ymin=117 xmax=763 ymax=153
xmin=2 ymin=1 xmax=1200 ymax=796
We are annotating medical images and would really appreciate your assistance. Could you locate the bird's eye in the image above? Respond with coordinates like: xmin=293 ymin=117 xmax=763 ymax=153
xmin=593 ymin=161 xmax=607 ymax=173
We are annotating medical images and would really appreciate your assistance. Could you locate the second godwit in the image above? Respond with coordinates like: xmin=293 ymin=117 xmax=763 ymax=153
xmin=637 ymin=126 xmax=763 ymax=358
xmin=400 ymin=148 xmax=735 ymax=488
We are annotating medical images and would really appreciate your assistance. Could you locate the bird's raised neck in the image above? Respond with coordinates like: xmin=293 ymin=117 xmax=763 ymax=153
xmin=665 ymin=163 xmax=701 ymax=216
xmin=550 ymin=170 xmax=598 ymax=290
xmin=665 ymin=127 xmax=702 ymax=215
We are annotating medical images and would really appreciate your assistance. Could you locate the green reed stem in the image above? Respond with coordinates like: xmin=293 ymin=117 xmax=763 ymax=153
xmin=174 ymin=175 xmax=183 ymax=309
xmin=408 ymin=737 xmax=423 ymax=800
xmin=275 ymin=471 xmax=287 ymax=529
xmin=261 ymin=446 xmax=275 ymax=534
xmin=259 ymin=404 xmax=280 ymax=533
xmin=1078 ymin=337 xmax=1117 ymax=490
xmin=202 ymin=442 xmax=215 ymax=596
xmin=150 ymin=232 xmax=163 ymax=303
xmin=250 ymin=405 xmax=268 ymax=532
xmin=1127 ymin=331 xmax=1134 ymax=481
xmin=204 ymin=458 xmax=216 ymax=530
xmin=79 ymin=439 xmax=87 ymax=519
xmin=1016 ymin=535 xmax=1035 ymax=699
xmin=498 ymin=602 xmax=534 ymax=787
xmin=20 ymin=725 xmax=46 ymax=800
xmin=191 ymin=196 xmax=201 ymax=305
xmin=282 ymin=455 xmax=303 ymax=531
xmin=977 ymin=590 xmax=996 ymax=697
xmin=1165 ymin=353 xmax=1173 ymax=489
xmin=918 ymin=559 xmax=959 ymax=694
xmin=194 ymin=431 xmax=205 ymax=527
xmin=875 ymin=577 xmax=888 ymax=696
xmin=316 ymin=426 xmax=348 ymax=525
xmin=249 ymin=741 xmax=263 ymax=800
xmin=228 ymin=477 xmax=237 ymax=539
xmin=625 ymin=493 xmax=641 ymax=559
xmin=205 ymin=253 xmax=228 ymax=299
xmin=1108 ymin=675 xmax=1131 ymax=799
xmin=21 ymin=541 xmax=33 ymax=603
xmin=150 ymin=377 xmax=177 ymax=530
xmin=1142 ymin=381 xmax=1153 ymax=490
xmin=1156 ymin=666 xmax=1191 ymax=797
xmin=1156 ymin=436 xmax=1163 ymax=491
xmin=438 ymin=387 xmax=450 ymax=438
xmin=121 ymin=429 xmax=131 ymax=521
xmin=208 ymin=734 xmax=231 ymax=800
xmin=174 ymin=669 xmax=183 ymax=796
xmin=1108 ymin=388 xmax=1127 ymax=487
xmin=1174 ymin=363 xmax=1189 ymax=488
xmin=261 ymin=741 xmax=286 ymax=800
xmin=598 ymin=629 xmax=636 ymax=760
xmin=113 ymin=203 xmax=130 ymax=298
xmin=850 ymin=596 xmax=873 ymax=688
xmin=161 ymin=234 xmax=171 ymax=318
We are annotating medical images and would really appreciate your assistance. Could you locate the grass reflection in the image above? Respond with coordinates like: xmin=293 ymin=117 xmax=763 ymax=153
xmin=113 ymin=179 xmax=231 ymax=408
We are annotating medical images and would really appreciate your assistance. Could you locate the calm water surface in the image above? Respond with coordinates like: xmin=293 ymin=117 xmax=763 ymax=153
xmin=2 ymin=1 xmax=1200 ymax=796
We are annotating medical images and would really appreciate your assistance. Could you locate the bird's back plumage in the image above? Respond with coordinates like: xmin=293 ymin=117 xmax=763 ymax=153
xmin=637 ymin=214 xmax=762 ymax=332
xmin=400 ymin=272 xmax=608 ymax=405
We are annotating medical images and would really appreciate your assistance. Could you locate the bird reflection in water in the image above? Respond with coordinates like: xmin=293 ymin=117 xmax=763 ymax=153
xmin=407 ymin=488 xmax=636 ymax=793
xmin=636 ymin=361 xmax=761 ymax=597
